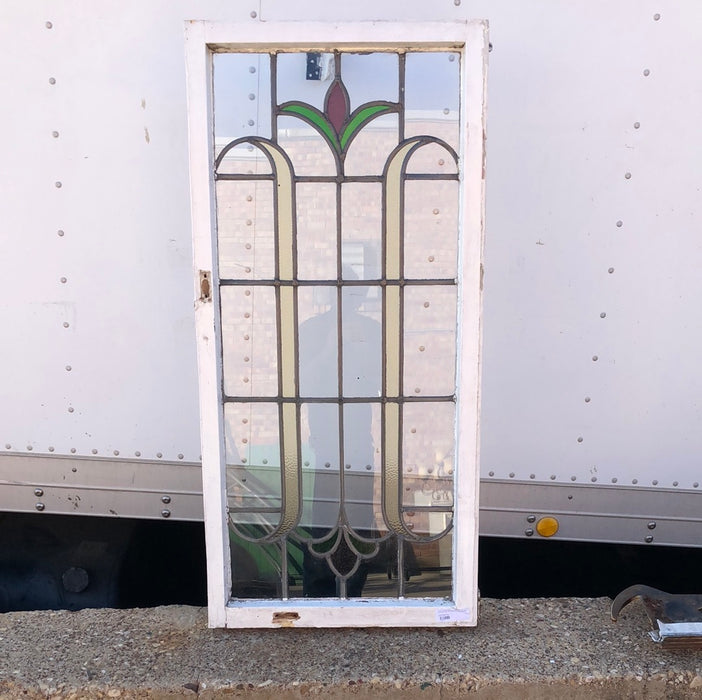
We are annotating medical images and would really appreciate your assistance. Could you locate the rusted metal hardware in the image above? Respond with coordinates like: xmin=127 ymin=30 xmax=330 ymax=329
xmin=611 ymin=584 xmax=702 ymax=648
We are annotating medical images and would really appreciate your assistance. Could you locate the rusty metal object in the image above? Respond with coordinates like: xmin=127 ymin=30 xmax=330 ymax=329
xmin=611 ymin=584 xmax=702 ymax=648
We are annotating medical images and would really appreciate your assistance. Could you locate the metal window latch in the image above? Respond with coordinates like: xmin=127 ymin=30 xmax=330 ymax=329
xmin=611 ymin=584 xmax=702 ymax=648
xmin=199 ymin=270 xmax=212 ymax=302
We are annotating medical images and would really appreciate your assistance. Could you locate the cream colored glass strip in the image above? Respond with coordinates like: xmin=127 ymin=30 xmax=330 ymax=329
xmin=381 ymin=138 xmax=426 ymax=540
xmin=250 ymin=140 xmax=300 ymax=537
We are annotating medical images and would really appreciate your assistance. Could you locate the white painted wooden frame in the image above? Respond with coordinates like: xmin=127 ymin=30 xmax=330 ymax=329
xmin=185 ymin=19 xmax=488 ymax=628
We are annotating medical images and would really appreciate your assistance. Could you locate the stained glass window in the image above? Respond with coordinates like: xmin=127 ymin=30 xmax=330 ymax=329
xmin=186 ymin=21 xmax=487 ymax=628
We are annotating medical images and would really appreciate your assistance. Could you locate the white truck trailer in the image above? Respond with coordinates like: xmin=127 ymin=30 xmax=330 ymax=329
xmin=2 ymin=0 xmax=701 ymax=616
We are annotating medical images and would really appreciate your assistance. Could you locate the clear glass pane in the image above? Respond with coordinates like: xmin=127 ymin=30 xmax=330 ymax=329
xmin=221 ymin=285 xmax=278 ymax=397
xmin=403 ymin=285 xmax=457 ymax=396
xmin=341 ymin=52 xmax=398 ymax=106
xmin=403 ymin=401 xmax=455 ymax=509
xmin=298 ymin=286 xmax=338 ymax=398
xmin=216 ymin=180 xmax=275 ymax=280
xmin=277 ymin=115 xmax=337 ymax=176
xmin=341 ymin=183 xmax=382 ymax=279
xmin=341 ymin=286 xmax=382 ymax=397
xmin=214 ymin=53 xmax=272 ymax=142
xmin=277 ymin=52 xmax=332 ymax=111
xmin=405 ymin=52 xmax=459 ymax=152
xmin=404 ymin=180 xmax=459 ymax=280
xmin=296 ymin=183 xmax=337 ymax=280
xmin=344 ymin=113 xmax=399 ymax=176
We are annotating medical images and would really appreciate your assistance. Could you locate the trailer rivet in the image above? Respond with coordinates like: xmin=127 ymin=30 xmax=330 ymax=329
xmin=509 ymin=472 xmax=515 ymax=478
xmin=178 ymin=454 xmax=184 ymax=460
xmin=4 ymin=444 xmax=10 ymax=450
xmin=652 ymin=479 xmax=658 ymax=485
xmin=244 ymin=290 xmax=251 ymax=296
xmin=525 ymin=528 xmax=534 ymax=537
xmin=616 ymin=221 xmax=623 ymax=228
xmin=529 ymin=473 xmax=535 ymax=479
xmin=34 ymin=488 xmax=44 ymax=497
xmin=443 ymin=108 xmax=450 ymax=115
xmin=91 ymin=448 xmax=97 ymax=454
xmin=324 ymin=462 xmax=331 ymax=468
xmin=247 ymin=119 xmax=255 ymax=127
xmin=250 ymin=11 xmax=257 ymax=18
xmin=549 ymin=474 xmax=556 ymax=480
xmin=57 ymin=229 xmax=64 ymax=236
xmin=571 ymin=475 xmax=577 ymax=481
xmin=70 ymin=448 xmax=76 ymax=454
xmin=694 ymin=482 xmax=699 ymax=488
xmin=156 ymin=452 xmax=163 ymax=458
xmin=634 ymin=122 xmax=640 ymax=129
xmin=645 ymin=535 xmax=653 ymax=543
xmin=35 ymin=503 xmax=45 ymax=511
xmin=592 ymin=355 xmax=598 ymax=361
xmin=643 ymin=69 xmax=650 ymax=77
xmin=600 ymin=312 xmax=606 ymax=318
xmin=49 ymin=77 xmax=56 ymax=85
xmin=63 ymin=321 xmax=69 ymax=328
xmin=612 ymin=477 xmax=618 ymax=483
xmin=414 ymin=387 xmax=421 ymax=393
xmin=60 ymin=277 xmax=67 ymax=283
xmin=67 ymin=407 xmax=74 ymax=413
xmin=113 ymin=450 xmax=119 ymax=456
xmin=45 ymin=21 xmax=53 ymax=28
xmin=577 ymin=436 xmax=583 ymax=443
xmin=448 ymin=56 xmax=455 ymax=63
xmin=65 ymin=365 xmax=72 ymax=371
xmin=161 ymin=509 xmax=171 ymax=518
xmin=423 ymin=302 xmax=430 ymax=308
xmin=454 ymin=0 xmax=461 ymax=6
xmin=249 ymin=66 xmax=256 ymax=74
xmin=632 ymin=478 xmax=638 ymax=484
xmin=248 ymin=93 xmax=256 ymax=101
xmin=608 ymin=267 xmax=615 ymax=274
xmin=672 ymin=481 xmax=678 ymax=486
xmin=584 ymin=396 xmax=591 ymax=403
xmin=48 ymin=446 xmax=54 ymax=452
xmin=591 ymin=476 xmax=597 ymax=482
xmin=624 ymin=172 xmax=631 ymax=180
xmin=653 ymin=13 xmax=661 ymax=20
xmin=52 ymin=131 xmax=59 ymax=138
xmin=526 ymin=515 xmax=536 ymax=523
xmin=428 ymin=256 xmax=435 ymax=262
xmin=242 ymin=438 xmax=248 ymax=444
xmin=161 ymin=495 xmax=171 ymax=504
xmin=135 ymin=451 xmax=141 ymax=457
xmin=55 ymin=181 xmax=62 ymax=188
xmin=647 ymin=521 xmax=656 ymax=530
xmin=27 ymin=445 xmax=33 ymax=451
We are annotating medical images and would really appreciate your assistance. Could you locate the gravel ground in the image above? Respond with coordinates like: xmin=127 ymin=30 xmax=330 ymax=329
xmin=0 ymin=598 xmax=701 ymax=698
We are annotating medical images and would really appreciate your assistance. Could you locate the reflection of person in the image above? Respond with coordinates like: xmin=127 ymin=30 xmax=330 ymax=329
xmin=298 ymin=270 xmax=381 ymax=597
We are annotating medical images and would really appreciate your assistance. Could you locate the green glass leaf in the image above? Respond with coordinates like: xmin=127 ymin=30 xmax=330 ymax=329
xmin=340 ymin=104 xmax=393 ymax=150
xmin=280 ymin=103 xmax=340 ymax=151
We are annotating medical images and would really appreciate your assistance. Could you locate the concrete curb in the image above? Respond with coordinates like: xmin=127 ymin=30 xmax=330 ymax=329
xmin=1 ymin=599 xmax=701 ymax=698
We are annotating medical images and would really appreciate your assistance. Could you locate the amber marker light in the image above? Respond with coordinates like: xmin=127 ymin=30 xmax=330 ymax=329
xmin=536 ymin=516 xmax=559 ymax=537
